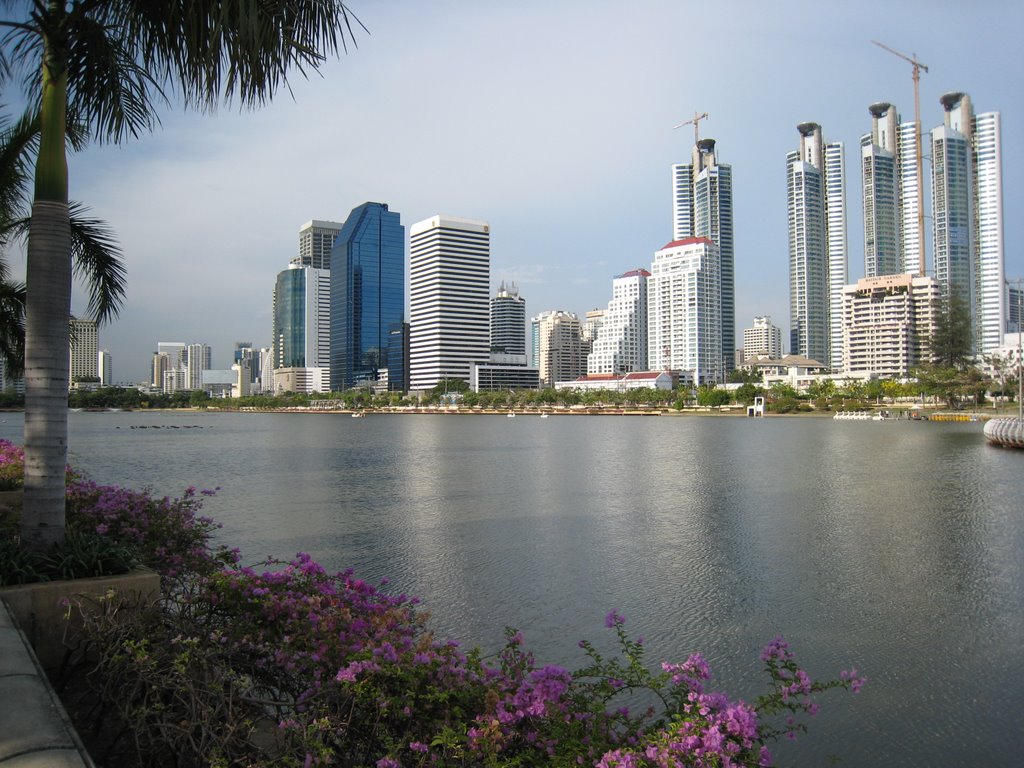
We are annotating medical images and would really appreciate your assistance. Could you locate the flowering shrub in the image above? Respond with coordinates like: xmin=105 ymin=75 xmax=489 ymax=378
xmin=0 ymin=438 xmax=24 ymax=490
xmin=0 ymin=439 xmax=234 ymax=586
xmin=69 ymin=552 xmax=865 ymax=767
xmin=64 ymin=480 xmax=236 ymax=579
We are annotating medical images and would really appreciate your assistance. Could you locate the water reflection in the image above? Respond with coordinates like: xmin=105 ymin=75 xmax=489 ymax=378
xmin=1 ymin=412 xmax=1021 ymax=766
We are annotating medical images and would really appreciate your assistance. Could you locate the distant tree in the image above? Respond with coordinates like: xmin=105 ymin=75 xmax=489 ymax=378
xmin=735 ymin=382 xmax=760 ymax=404
xmin=728 ymin=367 xmax=760 ymax=384
xmin=769 ymin=382 xmax=799 ymax=400
xmin=930 ymin=291 xmax=973 ymax=369
xmin=696 ymin=386 xmax=731 ymax=407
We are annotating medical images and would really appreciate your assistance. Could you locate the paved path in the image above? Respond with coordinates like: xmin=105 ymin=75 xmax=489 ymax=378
xmin=0 ymin=599 xmax=93 ymax=768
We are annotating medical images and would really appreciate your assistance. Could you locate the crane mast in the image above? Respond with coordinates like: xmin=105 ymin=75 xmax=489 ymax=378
xmin=673 ymin=111 xmax=709 ymax=145
xmin=872 ymin=40 xmax=928 ymax=278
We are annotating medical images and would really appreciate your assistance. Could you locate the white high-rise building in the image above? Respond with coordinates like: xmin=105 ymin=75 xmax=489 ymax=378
xmin=98 ymin=349 xmax=112 ymax=386
xmin=587 ymin=269 xmax=649 ymax=375
xmin=533 ymin=310 xmax=583 ymax=387
xmin=742 ymin=316 xmax=783 ymax=360
xmin=787 ymin=122 xmax=847 ymax=370
xmin=973 ymin=110 xmax=1004 ymax=354
xmin=647 ymin=237 xmax=721 ymax=384
xmin=69 ymin=317 xmax=98 ymax=384
xmin=672 ymin=138 xmax=734 ymax=373
xmin=931 ymin=92 xmax=1004 ymax=355
xmin=185 ymin=343 xmax=212 ymax=390
xmin=294 ymin=220 xmax=344 ymax=270
xmin=409 ymin=215 xmax=490 ymax=390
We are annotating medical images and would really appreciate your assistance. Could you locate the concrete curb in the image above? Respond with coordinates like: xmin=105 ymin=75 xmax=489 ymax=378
xmin=0 ymin=599 xmax=93 ymax=768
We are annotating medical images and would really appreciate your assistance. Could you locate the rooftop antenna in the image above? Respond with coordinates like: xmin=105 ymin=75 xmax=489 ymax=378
xmin=872 ymin=40 xmax=929 ymax=277
xmin=673 ymin=111 xmax=709 ymax=145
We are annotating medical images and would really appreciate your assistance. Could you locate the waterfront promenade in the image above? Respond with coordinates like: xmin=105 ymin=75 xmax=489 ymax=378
xmin=0 ymin=599 xmax=92 ymax=767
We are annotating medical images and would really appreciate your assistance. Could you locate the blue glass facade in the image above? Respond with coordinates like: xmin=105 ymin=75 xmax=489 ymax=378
xmin=330 ymin=203 xmax=405 ymax=390
xmin=274 ymin=268 xmax=307 ymax=368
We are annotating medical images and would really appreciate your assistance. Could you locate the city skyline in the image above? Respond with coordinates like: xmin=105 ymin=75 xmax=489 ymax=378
xmin=12 ymin=1 xmax=1018 ymax=382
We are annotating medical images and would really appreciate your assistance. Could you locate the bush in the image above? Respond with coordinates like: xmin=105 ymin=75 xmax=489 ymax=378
xmin=66 ymin=555 xmax=865 ymax=767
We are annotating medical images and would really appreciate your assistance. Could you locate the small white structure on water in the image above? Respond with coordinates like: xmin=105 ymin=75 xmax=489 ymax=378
xmin=746 ymin=396 xmax=765 ymax=417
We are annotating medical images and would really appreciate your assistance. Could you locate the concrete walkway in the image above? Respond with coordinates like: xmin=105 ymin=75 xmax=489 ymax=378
xmin=0 ymin=599 xmax=93 ymax=768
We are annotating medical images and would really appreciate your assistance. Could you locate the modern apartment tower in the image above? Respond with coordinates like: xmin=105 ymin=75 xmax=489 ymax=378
xmin=647 ymin=237 xmax=721 ymax=384
xmin=330 ymin=202 xmax=405 ymax=390
xmin=587 ymin=269 xmax=649 ymax=375
xmin=533 ymin=310 xmax=584 ymax=387
xmin=786 ymin=122 xmax=847 ymax=370
xmin=184 ymin=343 xmax=212 ymax=390
xmin=931 ymin=92 xmax=1004 ymax=354
xmin=672 ymin=138 xmax=734 ymax=373
xmin=409 ymin=215 xmax=490 ymax=390
xmin=860 ymin=103 xmax=925 ymax=278
xmin=295 ymin=220 xmax=345 ymax=269
xmin=490 ymin=281 xmax=526 ymax=355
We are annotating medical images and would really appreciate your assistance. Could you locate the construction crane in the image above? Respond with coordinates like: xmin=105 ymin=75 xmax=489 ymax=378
xmin=873 ymin=40 xmax=928 ymax=277
xmin=673 ymin=111 xmax=709 ymax=145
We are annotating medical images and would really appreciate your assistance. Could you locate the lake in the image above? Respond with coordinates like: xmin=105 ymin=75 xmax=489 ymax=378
xmin=2 ymin=410 xmax=1021 ymax=766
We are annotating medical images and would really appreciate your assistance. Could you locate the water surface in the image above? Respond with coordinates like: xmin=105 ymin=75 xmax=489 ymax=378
xmin=3 ymin=411 xmax=1020 ymax=766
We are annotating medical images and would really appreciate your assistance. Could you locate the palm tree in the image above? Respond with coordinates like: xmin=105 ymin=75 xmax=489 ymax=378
xmin=1 ymin=1 xmax=362 ymax=552
xmin=0 ymin=109 xmax=127 ymax=378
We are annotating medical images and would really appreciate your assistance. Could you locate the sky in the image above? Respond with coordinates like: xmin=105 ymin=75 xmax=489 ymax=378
xmin=16 ymin=0 xmax=1023 ymax=383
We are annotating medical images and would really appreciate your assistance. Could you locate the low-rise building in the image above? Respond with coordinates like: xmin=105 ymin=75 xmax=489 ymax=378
xmin=272 ymin=366 xmax=329 ymax=394
xmin=555 ymin=371 xmax=675 ymax=392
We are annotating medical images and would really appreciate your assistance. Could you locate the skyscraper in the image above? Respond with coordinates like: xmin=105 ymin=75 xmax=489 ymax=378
xmin=98 ymin=349 xmax=112 ymax=386
xmin=672 ymin=138 xmax=735 ymax=372
xmin=860 ymin=103 xmax=925 ymax=279
xmin=587 ymin=268 xmax=649 ymax=375
xmin=647 ymin=237 xmax=721 ymax=384
xmin=330 ymin=202 xmax=405 ymax=390
xmin=931 ymin=92 xmax=1004 ymax=354
xmin=69 ymin=317 xmax=98 ymax=384
xmin=185 ymin=343 xmax=212 ymax=390
xmin=490 ymin=281 xmax=526 ymax=355
xmin=787 ymin=122 xmax=847 ymax=369
xmin=295 ymin=220 xmax=344 ymax=270
xmin=409 ymin=215 xmax=490 ymax=390
xmin=273 ymin=265 xmax=331 ymax=370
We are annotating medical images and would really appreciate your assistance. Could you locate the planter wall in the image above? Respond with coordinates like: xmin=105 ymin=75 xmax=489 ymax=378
xmin=0 ymin=567 xmax=159 ymax=671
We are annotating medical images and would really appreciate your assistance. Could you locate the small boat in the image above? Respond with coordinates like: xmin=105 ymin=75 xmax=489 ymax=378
xmin=540 ymin=413 xmax=549 ymax=419
xmin=507 ymin=412 xmax=515 ymax=418
xmin=351 ymin=412 xmax=365 ymax=418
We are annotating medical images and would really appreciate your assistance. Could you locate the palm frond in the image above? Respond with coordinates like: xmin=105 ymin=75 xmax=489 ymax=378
xmin=61 ymin=10 xmax=165 ymax=143
xmin=118 ymin=0 xmax=365 ymax=112
xmin=0 ymin=107 xmax=37 ymax=253
xmin=0 ymin=278 xmax=25 ymax=378
xmin=68 ymin=201 xmax=126 ymax=325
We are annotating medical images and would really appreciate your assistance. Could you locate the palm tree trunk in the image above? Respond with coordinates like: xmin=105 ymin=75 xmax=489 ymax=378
xmin=20 ymin=53 xmax=70 ymax=553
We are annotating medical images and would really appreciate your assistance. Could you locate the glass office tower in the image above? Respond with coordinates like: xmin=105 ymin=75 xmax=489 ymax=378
xmin=330 ymin=202 xmax=405 ymax=390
